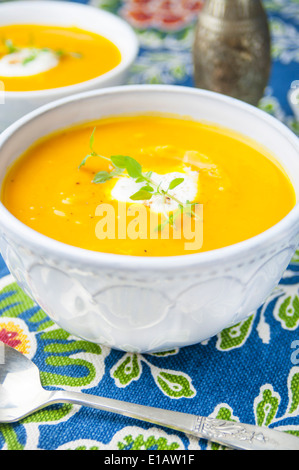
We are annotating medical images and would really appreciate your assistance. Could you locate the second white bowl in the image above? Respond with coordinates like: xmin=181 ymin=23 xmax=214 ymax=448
xmin=0 ymin=1 xmax=139 ymax=131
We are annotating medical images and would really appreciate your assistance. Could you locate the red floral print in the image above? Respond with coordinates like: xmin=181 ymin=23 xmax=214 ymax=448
xmin=0 ymin=320 xmax=31 ymax=354
xmin=0 ymin=327 xmax=22 ymax=348
xmin=121 ymin=0 xmax=204 ymax=31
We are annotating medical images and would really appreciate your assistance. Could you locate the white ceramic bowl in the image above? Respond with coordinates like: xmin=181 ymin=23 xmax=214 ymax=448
xmin=0 ymin=85 xmax=299 ymax=353
xmin=0 ymin=1 xmax=138 ymax=131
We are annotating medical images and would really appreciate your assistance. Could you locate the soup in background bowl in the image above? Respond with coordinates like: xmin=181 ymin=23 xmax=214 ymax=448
xmin=0 ymin=24 xmax=122 ymax=92
xmin=0 ymin=1 xmax=138 ymax=131
xmin=0 ymin=85 xmax=298 ymax=353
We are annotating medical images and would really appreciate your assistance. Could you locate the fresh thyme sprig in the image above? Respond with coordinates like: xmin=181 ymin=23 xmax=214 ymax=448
xmin=4 ymin=39 xmax=19 ymax=54
xmin=1 ymin=39 xmax=82 ymax=65
xmin=79 ymin=128 xmax=199 ymax=230
xmin=22 ymin=49 xmax=39 ymax=65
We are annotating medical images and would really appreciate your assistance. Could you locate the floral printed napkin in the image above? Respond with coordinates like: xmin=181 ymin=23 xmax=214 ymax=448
xmin=0 ymin=0 xmax=298 ymax=451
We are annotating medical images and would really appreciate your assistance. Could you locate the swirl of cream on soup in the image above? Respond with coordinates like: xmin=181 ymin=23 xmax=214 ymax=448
xmin=0 ymin=48 xmax=59 ymax=77
xmin=111 ymin=169 xmax=199 ymax=213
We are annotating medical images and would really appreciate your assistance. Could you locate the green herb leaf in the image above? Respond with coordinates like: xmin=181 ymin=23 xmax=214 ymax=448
xmin=110 ymin=167 xmax=125 ymax=177
xmin=154 ymin=217 xmax=171 ymax=232
xmin=130 ymin=189 xmax=153 ymax=201
xmin=110 ymin=155 xmax=129 ymax=169
xmin=89 ymin=128 xmax=96 ymax=150
xmin=22 ymin=52 xmax=38 ymax=65
xmin=168 ymin=178 xmax=184 ymax=190
xmin=140 ymin=185 xmax=154 ymax=192
xmin=93 ymin=171 xmax=112 ymax=184
xmin=135 ymin=176 xmax=147 ymax=183
xmin=78 ymin=154 xmax=92 ymax=169
xmin=55 ymin=49 xmax=68 ymax=59
xmin=125 ymin=156 xmax=142 ymax=179
xmin=79 ymin=129 xmax=199 ymax=232
xmin=4 ymin=39 xmax=18 ymax=54
xmin=182 ymin=202 xmax=199 ymax=219
xmin=168 ymin=213 xmax=174 ymax=226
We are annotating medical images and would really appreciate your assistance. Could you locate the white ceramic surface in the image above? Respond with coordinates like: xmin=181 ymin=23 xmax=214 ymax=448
xmin=0 ymin=1 xmax=138 ymax=131
xmin=0 ymin=85 xmax=299 ymax=353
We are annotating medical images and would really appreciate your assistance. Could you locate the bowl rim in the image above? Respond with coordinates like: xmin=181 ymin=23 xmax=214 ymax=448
xmin=0 ymin=84 xmax=299 ymax=271
xmin=0 ymin=0 xmax=139 ymax=98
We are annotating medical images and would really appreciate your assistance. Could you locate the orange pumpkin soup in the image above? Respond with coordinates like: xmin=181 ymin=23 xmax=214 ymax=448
xmin=1 ymin=115 xmax=296 ymax=256
xmin=0 ymin=24 xmax=121 ymax=91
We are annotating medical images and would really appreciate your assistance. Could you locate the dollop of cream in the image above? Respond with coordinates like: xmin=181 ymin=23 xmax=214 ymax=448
xmin=111 ymin=170 xmax=198 ymax=213
xmin=0 ymin=48 xmax=59 ymax=77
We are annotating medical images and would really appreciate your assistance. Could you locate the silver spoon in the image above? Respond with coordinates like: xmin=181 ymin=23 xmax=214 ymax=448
xmin=1 ymin=341 xmax=299 ymax=450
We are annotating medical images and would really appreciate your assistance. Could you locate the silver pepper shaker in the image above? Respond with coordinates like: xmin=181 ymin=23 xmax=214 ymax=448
xmin=193 ymin=0 xmax=271 ymax=106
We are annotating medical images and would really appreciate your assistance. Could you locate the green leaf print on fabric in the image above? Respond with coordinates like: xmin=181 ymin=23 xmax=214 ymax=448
xmin=41 ymin=355 xmax=98 ymax=388
xmin=0 ymin=279 xmax=55 ymax=335
xmin=93 ymin=0 xmax=121 ymax=13
xmin=277 ymin=295 xmax=299 ymax=329
xmin=21 ymin=404 xmax=73 ymax=424
xmin=151 ymin=349 xmax=179 ymax=357
xmin=254 ymin=386 xmax=280 ymax=427
xmin=0 ymin=424 xmax=24 ymax=451
xmin=0 ymin=281 xmax=36 ymax=318
xmin=0 ymin=404 xmax=73 ymax=450
xmin=216 ymin=316 xmax=254 ymax=351
xmin=270 ymin=18 xmax=299 ymax=64
xmin=112 ymin=353 xmax=142 ymax=387
xmin=291 ymin=250 xmax=299 ymax=265
xmin=117 ymin=433 xmax=180 ymax=451
xmin=55 ymin=428 xmax=186 ymax=450
xmin=288 ymin=369 xmax=299 ymax=415
xmin=110 ymin=353 xmax=195 ymax=399
xmin=209 ymin=405 xmax=237 ymax=451
xmin=155 ymin=371 xmax=195 ymax=398
xmin=66 ymin=444 xmax=100 ymax=450
xmin=37 ymin=328 xmax=106 ymax=389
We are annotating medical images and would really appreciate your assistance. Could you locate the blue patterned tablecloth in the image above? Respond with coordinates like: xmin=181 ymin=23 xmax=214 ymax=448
xmin=0 ymin=0 xmax=299 ymax=451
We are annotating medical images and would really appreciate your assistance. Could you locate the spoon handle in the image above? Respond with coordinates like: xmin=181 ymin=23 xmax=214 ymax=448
xmin=47 ymin=389 xmax=299 ymax=450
